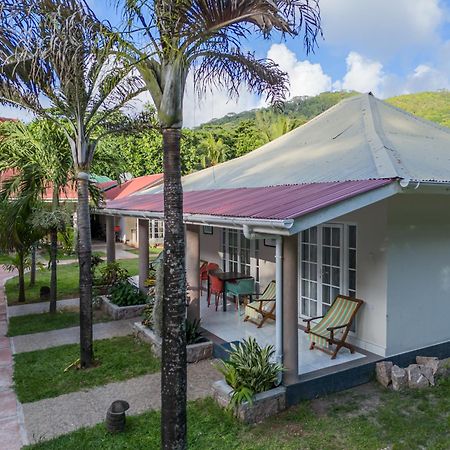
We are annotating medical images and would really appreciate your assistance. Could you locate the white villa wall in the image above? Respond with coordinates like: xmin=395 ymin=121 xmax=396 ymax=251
xmin=335 ymin=201 xmax=389 ymax=356
xmin=122 ymin=217 xmax=138 ymax=247
xmin=199 ymin=226 xmax=222 ymax=266
xmin=386 ymin=194 xmax=450 ymax=356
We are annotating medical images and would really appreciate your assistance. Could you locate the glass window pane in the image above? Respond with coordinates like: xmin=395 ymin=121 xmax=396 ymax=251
xmin=332 ymin=287 xmax=340 ymax=301
xmin=332 ymin=267 xmax=340 ymax=286
xmin=310 ymin=245 xmax=317 ymax=262
xmin=323 ymin=247 xmax=331 ymax=265
xmin=349 ymin=225 xmax=357 ymax=248
xmin=310 ymin=263 xmax=317 ymax=281
xmin=332 ymin=228 xmax=340 ymax=246
xmin=310 ymin=282 xmax=317 ymax=300
xmin=302 ymin=244 xmax=308 ymax=260
xmin=322 ymin=285 xmax=330 ymax=303
xmin=302 ymin=230 xmax=309 ymax=243
xmin=310 ymin=227 xmax=317 ymax=244
xmin=322 ymin=304 xmax=330 ymax=315
xmin=332 ymin=247 xmax=340 ymax=266
xmin=323 ymin=227 xmax=331 ymax=245
xmin=349 ymin=249 xmax=356 ymax=269
xmin=349 ymin=270 xmax=356 ymax=291
xmin=302 ymin=298 xmax=309 ymax=316
xmin=310 ymin=301 xmax=317 ymax=317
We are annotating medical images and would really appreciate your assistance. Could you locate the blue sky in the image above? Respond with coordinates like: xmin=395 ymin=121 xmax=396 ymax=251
xmin=2 ymin=0 xmax=450 ymax=126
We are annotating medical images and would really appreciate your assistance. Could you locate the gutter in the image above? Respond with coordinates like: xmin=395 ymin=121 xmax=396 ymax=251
xmin=97 ymin=208 xmax=295 ymax=235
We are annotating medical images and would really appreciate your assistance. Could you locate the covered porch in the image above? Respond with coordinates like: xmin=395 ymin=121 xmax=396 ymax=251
xmin=100 ymin=178 xmax=399 ymax=384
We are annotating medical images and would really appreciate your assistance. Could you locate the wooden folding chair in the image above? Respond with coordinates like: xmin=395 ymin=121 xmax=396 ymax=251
xmin=243 ymin=281 xmax=276 ymax=328
xmin=303 ymin=295 xmax=363 ymax=359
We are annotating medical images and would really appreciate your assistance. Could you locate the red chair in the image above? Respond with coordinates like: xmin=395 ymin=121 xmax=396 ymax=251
xmin=208 ymin=273 xmax=224 ymax=311
xmin=200 ymin=262 xmax=219 ymax=293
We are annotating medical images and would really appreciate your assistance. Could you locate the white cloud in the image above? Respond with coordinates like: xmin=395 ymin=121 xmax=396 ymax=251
xmin=405 ymin=64 xmax=450 ymax=92
xmin=340 ymin=52 xmax=385 ymax=96
xmin=0 ymin=105 xmax=35 ymax=122
xmin=266 ymin=44 xmax=332 ymax=98
xmin=320 ymin=0 xmax=444 ymax=60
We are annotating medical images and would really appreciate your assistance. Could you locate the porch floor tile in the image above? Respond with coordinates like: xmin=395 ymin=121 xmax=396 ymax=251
xmin=200 ymin=298 xmax=365 ymax=375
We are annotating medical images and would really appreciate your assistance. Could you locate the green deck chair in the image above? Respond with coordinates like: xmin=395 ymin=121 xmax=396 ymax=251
xmin=244 ymin=281 xmax=276 ymax=328
xmin=303 ymin=295 xmax=363 ymax=359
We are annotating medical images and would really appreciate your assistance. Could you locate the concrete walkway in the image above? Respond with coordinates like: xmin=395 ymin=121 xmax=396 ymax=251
xmin=7 ymin=298 xmax=80 ymax=318
xmin=92 ymin=241 xmax=138 ymax=260
xmin=23 ymin=359 xmax=221 ymax=444
xmin=0 ymin=268 xmax=27 ymax=449
xmin=11 ymin=318 xmax=136 ymax=354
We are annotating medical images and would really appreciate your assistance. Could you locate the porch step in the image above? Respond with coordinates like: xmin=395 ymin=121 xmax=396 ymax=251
xmin=212 ymin=340 xmax=241 ymax=361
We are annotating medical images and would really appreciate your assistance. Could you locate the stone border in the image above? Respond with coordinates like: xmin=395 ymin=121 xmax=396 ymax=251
xmin=212 ymin=379 xmax=286 ymax=424
xmin=133 ymin=322 xmax=213 ymax=363
xmin=100 ymin=296 xmax=147 ymax=321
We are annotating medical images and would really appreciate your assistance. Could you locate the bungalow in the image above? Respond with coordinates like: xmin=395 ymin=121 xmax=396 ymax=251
xmin=100 ymin=93 xmax=450 ymax=401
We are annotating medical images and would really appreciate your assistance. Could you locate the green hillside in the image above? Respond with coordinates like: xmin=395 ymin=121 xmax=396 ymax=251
xmin=386 ymin=91 xmax=450 ymax=128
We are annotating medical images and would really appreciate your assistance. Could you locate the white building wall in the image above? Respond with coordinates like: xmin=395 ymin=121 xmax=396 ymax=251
xmin=123 ymin=217 xmax=138 ymax=247
xmin=199 ymin=226 xmax=222 ymax=266
xmin=334 ymin=201 xmax=389 ymax=355
xmin=386 ymin=194 xmax=450 ymax=356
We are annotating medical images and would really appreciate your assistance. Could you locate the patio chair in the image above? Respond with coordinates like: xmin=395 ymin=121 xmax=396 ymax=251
xmin=243 ymin=280 xmax=276 ymax=328
xmin=208 ymin=272 xmax=224 ymax=310
xmin=200 ymin=262 xmax=219 ymax=293
xmin=303 ymin=295 xmax=363 ymax=359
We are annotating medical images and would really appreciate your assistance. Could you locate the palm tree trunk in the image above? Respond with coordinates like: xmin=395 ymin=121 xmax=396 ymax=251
xmin=17 ymin=251 xmax=26 ymax=303
xmin=161 ymin=128 xmax=187 ymax=450
xmin=30 ymin=244 xmax=36 ymax=287
xmin=77 ymin=172 xmax=93 ymax=368
xmin=49 ymin=227 xmax=58 ymax=314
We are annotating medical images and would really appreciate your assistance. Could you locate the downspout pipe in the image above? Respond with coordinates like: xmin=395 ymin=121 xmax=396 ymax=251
xmin=275 ymin=236 xmax=283 ymax=383
xmin=244 ymin=225 xmax=284 ymax=382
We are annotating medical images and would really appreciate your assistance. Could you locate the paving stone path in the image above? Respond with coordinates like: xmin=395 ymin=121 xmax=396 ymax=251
xmin=11 ymin=318 xmax=136 ymax=354
xmin=0 ymin=268 xmax=27 ymax=450
xmin=23 ymin=359 xmax=221 ymax=444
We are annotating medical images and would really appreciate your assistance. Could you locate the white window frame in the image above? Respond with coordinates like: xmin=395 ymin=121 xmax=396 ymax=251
xmin=222 ymin=228 xmax=260 ymax=286
xmin=298 ymin=222 xmax=357 ymax=321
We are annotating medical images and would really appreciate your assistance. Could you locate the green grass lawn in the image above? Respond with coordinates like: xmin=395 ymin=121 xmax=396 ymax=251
xmin=127 ymin=247 xmax=162 ymax=256
xmin=0 ymin=252 xmax=13 ymax=264
xmin=7 ymin=309 xmax=111 ymax=337
xmin=14 ymin=336 xmax=160 ymax=403
xmin=5 ymin=258 xmax=139 ymax=305
xmin=25 ymin=378 xmax=450 ymax=449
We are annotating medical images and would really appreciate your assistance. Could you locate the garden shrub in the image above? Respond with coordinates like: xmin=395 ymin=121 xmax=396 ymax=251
xmin=216 ymin=337 xmax=283 ymax=406
xmin=109 ymin=280 xmax=147 ymax=306
xmin=98 ymin=262 xmax=129 ymax=287
xmin=186 ymin=318 xmax=203 ymax=345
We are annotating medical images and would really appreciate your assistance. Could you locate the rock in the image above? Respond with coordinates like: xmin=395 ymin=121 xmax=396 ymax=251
xmin=407 ymin=364 xmax=429 ymax=389
xmin=391 ymin=365 xmax=407 ymax=391
xmin=376 ymin=361 xmax=393 ymax=388
xmin=416 ymin=356 xmax=439 ymax=375
xmin=418 ymin=364 xmax=435 ymax=386
xmin=436 ymin=357 xmax=450 ymax=379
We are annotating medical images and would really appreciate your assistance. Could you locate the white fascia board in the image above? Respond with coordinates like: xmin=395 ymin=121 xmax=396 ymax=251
xmin=288 ymin=181 xmax=401 ymax=235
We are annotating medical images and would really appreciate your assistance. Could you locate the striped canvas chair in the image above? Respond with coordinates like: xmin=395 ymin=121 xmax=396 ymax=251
xmin=303 ymin=295 xmax=363 ymax=359
xmin=244 ymin=281 xmax=276 ymax=328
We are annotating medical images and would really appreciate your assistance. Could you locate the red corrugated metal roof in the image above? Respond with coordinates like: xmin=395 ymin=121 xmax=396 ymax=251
xmin=104 ymin=174 xmax=163 ymax=200
xmin=106 ymin=179 xmax=394 ymax=221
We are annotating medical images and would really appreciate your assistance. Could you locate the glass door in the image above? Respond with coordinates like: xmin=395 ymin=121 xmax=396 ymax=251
xmin=299 ymin=224 xmax=344 ymax=318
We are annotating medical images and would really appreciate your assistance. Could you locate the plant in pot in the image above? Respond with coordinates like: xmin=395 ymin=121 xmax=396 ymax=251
xmin=216 ymin=337 xmax=283 ymax=407
xmin=109 ymin=280 xmax=148 ymax=307
xmin=95 ymin=262 xmax=129 ymax=294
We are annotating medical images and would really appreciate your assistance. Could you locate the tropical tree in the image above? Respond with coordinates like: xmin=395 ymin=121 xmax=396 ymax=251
xmin=0 ymin=0 xmax=146 ymax=367
xmin=0 ymin=199 xmax=45 ymax=302
xmin=198 ymin=133 xmax=228 ymax=168
xmin=0 ymin=119 xmax=73 ymax=313
xmin=255 ymin=109 xmax=299 ymax=143
xmin=120 ymin=2 xmax=322 ymax=448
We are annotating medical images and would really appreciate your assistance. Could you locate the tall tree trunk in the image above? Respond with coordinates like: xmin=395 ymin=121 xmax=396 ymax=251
xmin=49 ymin=227 xmax=58 ymax=314
xmin=17 ymin=251 xmax=26 ymax=303
xmin=77 ymin=172 xmax=93 ymax=368
xmin=161 ymin=128 xmax=187 ymax=450
xmin=29 ymin=244 xmax=36 ymax=287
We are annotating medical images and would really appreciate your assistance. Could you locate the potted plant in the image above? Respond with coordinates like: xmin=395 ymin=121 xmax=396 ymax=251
xmin=101 ymin=280 xmax=149 ymax=320
xmin=133 ymin=259 xmax=213 ymax=362
xmin=213 ymin=337 xmax=285 ymax=423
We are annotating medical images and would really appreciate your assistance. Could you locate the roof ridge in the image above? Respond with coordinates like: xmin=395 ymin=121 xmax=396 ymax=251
xmin=362 ymin=94 xmax=403 ymax=179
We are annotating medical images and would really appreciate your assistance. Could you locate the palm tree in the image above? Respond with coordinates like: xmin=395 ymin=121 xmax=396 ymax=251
xmin=0 ymin=119 xmax=73 ymax=313
xmin=0 ymin=0 xmax=146 ymax=367
xmin=120 ymin=2 xmax=322 ymax=448
xmin=198 ymin=133 xmax=228 ymax=168
xmin=255 ymin=109 xmax=299 ymax=143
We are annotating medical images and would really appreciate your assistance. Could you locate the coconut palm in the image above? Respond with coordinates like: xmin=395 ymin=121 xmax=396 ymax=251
xmin=255 ymin=109 xmax=299 ymax=143
xmin=0 ymin=0 xmax=146 ymax=367
xmin=0 ymin=119 xmax=73 ymax=313
xmin=120 ymin=1 xmax=322 ymax=448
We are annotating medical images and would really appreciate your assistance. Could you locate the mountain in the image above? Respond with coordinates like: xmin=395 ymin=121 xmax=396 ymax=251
xmin=386 ymin=91 xmax=450 ymax=128
xmin=200 ymin=90 xmax=450 ymax=130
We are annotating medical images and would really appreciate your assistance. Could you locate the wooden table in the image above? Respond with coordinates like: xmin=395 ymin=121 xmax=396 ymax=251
xmin=212 ymin=271 xmax=254 ymax=312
